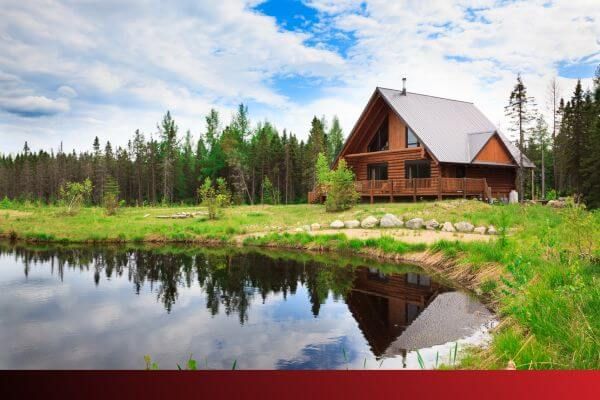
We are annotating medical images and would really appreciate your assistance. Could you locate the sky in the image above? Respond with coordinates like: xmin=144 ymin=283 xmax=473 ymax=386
xmin=0 ymin=0 xmax=599 ymax=154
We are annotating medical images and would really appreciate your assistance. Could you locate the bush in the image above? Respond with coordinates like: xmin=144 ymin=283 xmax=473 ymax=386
xmin=59 ymin=178 xmax=92 ymax=215
xmin=198 ymin=177 xmax=229 ymax=219
xmin=102 ymin=176 xmax=120 ymax=216
xmin=0 ymin=196 xmax=13 ymax=209
xmin=262 ymin=176 xmax=280 ymax=205
xmin=324 ymin=159 xmax=359 ymax=212
xmin=216 ymin=178 xmax=232 ymax=207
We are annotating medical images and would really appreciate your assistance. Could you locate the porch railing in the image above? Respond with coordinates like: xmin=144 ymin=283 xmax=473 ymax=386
xmin=309 ymin=177 xmax=489 ymax=203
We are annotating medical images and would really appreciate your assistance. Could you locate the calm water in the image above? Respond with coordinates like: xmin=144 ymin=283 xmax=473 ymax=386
xmin=0 ymin=243 xmax=494 ymax=369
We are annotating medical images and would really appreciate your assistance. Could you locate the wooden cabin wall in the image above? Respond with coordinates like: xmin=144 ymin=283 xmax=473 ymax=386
xmin=474 ymin=135 xmax=514 ymax=164
xmin=466 ymin=166 xmax=516 ymax=197
xmin=345 ymin=148 xmax=440 ymax=181
xmin=439 ymin=164 xmax=516 ymax=197
xmin=388 ymin=110 xmax=406 ymax=150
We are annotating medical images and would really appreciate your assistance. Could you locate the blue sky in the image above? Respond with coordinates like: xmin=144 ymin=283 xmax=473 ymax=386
xmin=0 ymin=0 xmax=599 ymax=153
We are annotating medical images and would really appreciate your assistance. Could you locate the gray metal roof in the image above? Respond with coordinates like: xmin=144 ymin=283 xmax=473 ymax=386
xmin=377 ymin=87 xmax=534 ymax=167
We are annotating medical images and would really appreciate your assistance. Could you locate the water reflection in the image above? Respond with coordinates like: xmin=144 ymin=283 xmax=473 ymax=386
xmin=0 ymin=243 xmax=492 ymax=369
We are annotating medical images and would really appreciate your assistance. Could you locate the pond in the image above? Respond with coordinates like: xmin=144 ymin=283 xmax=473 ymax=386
xmin=0 ymin=242 xmax=494 ymax=369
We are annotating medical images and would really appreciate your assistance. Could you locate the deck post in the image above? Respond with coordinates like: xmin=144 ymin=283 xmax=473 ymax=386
xmin=370 ymin=186 xmax=374 ymax=204
xmin=389 ymin=179 xmax=393 ymax=203
xmin=463 ymin=177 xmax=467 ymax=199
xmin=412 ymin=179 xmax=417 ymax=202
xmin=437 ymin=177 xmax=442 ymax=200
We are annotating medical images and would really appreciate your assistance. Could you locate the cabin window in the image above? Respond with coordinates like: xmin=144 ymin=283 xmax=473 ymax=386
xmin=367 ymin=118 xmax=389 ymax=152
xmin=407 ymin=273 xmax=431 ymax=287
xmin=406 ymin=126 xmax=419 ymax=148
xmin=406 ymin=303 xmax=421 ymax=324
xmin=367 ymin=163 xmax=388 ymax=180
xmin=404 ymin=160 xmax=430 ymax=179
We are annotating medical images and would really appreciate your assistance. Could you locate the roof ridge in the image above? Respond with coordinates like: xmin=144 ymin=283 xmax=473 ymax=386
xmin=376 ymin=86 xmax=474 ymax=104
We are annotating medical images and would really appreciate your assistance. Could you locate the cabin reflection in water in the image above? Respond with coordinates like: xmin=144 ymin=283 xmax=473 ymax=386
xmin=347 ymin=267 xmax=450 ymax=360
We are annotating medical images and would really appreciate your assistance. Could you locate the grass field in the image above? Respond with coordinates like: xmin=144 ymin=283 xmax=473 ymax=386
xmin=0 ymin=199 xmax=598 ymax=369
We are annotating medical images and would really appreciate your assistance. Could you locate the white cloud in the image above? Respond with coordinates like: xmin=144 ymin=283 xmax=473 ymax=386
xmin=0 ymin=0 xmax=598 ymax=153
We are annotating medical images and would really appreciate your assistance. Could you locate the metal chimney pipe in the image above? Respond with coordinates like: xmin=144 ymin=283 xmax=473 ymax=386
xmin=401 ymin=77 xmax=407 ymax=95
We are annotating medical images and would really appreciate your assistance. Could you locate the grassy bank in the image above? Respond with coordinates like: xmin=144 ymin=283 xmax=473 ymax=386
xmin=0 ymin=199 xmax=598 ymax=369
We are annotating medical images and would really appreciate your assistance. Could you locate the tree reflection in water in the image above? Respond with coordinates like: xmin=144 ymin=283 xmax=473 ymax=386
xmin=1 ymin=244 xmax=356 ymax=321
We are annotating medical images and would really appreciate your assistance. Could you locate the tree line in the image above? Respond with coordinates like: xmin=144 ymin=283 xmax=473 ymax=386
xmin=506 ymin=65 xmax=600 ymax=208
xmin=0 ymin=104 xmax=344 ymax=206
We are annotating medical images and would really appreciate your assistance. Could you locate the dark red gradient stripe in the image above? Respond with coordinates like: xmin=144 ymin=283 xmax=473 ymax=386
xmin=0 ymin=370 xmax=598 ymax=399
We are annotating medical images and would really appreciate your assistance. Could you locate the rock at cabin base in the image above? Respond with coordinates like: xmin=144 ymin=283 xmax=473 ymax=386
xmin=344 ymin=220 xmax=360 ymax=229
xmin=301 ymin=225 xmax=311 ymax=232
xmin=405 ymin=218 xmax=424 ymax=230
xmin=473 ymin=226 xmax=487 ymax=235
xmin=380 ymin=213 xmax=403 ymax=228
xmin=310 ymin=223 xmax=321 ymax=231
xmin=425 ymin=219 xmax=439 ymax=230
xmin=330 ymin=220 xmax=345 ymax=229
xmin=441 ymin=222 xmax=455 ymax=232
xmin=487 ymin=225 xmax=498 ymax=235
xmin=360 ymin=216 xmax=379 ymax=228
xmin=454 ymin=221 xmax=475 ymax=232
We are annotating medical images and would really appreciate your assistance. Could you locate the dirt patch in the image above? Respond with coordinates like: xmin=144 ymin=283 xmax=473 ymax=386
xmin=309 ymin=228 xmax=491 ymax=245
xmin=1 ymin=210 xmax=32 ymax=218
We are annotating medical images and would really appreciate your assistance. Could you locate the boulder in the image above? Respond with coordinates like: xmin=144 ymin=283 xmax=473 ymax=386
xmin=360 ymin=216 xmax=379 ymax=228
xmin=301 ymin=225 xmax=311 ymax=232
xmin=547 ymin=199 xmax=566 ymax=208
xmin=473 ymin=226 xmax=487 ymax=235
xmin=487 ymin=225 xmax=498 ymax=235
xmin=294 ymin=227 xmax=304 ymax=232
xmin=405 ymin=218 xmax=424 ymax=230
xmin=454 ymin=221 xmax=474 ymax=233
xmin=344 ymin=220 xmax=360 ymax=229
xmin=425 ymin=219 xmax=439 ymax=230
xmin=441 ymin=222 xmax=455 ymax=232
xmin=330 ymin=220 xmax=345 ymax=229
xmin=380 ymin=213 xmax=403 ymax=228
xmin=310 ymin=223 xmax=321 ymax=231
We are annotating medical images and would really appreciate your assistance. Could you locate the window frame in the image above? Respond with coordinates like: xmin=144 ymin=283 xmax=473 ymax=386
xmin=404 ymin=160 xmax=431 ymax=179
xmin=405 ymin=126 xmax=419 ymax=148
xmin=367 ymin=163 xmax=389 ymax=181
xmin=367 ymin=117 xmax=389 ymax=152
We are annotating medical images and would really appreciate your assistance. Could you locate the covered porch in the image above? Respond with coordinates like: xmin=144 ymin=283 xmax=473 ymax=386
xmin=308 ymin=177 xmax=491 ymax=203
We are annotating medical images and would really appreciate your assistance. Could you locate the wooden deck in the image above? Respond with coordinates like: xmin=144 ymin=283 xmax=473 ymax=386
xmin=308 ymin=177 xmax=490 ymax=203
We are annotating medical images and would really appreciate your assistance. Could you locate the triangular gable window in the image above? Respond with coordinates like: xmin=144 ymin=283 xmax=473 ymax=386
xmin=367 ymin=117 xmax=389 ymax=152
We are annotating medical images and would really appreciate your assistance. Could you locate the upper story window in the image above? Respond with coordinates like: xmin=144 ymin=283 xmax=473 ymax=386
xmin=367 ymin=118 xmax=389 ymax=152
xmin=406 ymin=126 xmax=419 ymax=148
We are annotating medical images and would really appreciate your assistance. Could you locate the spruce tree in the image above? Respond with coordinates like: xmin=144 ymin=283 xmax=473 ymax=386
xmin=505 ymin=74 xmax=536 ymax=201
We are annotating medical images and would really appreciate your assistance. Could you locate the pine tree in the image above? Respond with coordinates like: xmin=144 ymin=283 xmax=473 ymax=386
xmin=505 ymin=74 xmax=536 ymax=201
xmin=158 ymin=111 xmax=178 ymax=203
xmin=327 ymin=116 xmax=344 ymax=163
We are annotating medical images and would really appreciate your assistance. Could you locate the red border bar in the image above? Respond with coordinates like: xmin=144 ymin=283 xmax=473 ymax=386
xmin=1 ymin=371 xmax=598 ymax=399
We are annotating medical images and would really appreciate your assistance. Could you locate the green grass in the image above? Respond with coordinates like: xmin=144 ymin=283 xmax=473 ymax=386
xmin=0 ymin=199 xmax=598 ymax=369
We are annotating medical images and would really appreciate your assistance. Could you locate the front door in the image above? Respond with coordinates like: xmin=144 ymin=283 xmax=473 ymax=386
xmin=368 ymin=163 xmax=388 ymax=180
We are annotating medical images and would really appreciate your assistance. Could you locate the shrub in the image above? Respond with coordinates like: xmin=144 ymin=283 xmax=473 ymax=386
xmin=261 ymin=176 xmax=280 ymax=205
xmin=102 ymin=175 xmax=120 ymax=216
xmin=0 ymin=196 xmax=13 ymax=209
xmin=59 ymin=178 xmax=92 ymax=215
xmin=324 ymin=159 xmax=359 ymax=212
xmin=216 ymin=178 xmax=232 ymax=207
xmin=198 ymin=177 xmax=229 ymax=219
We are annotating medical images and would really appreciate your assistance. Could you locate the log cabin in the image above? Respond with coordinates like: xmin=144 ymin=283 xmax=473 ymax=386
xmin=310 ymin=82 xmax=534 ymax=203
